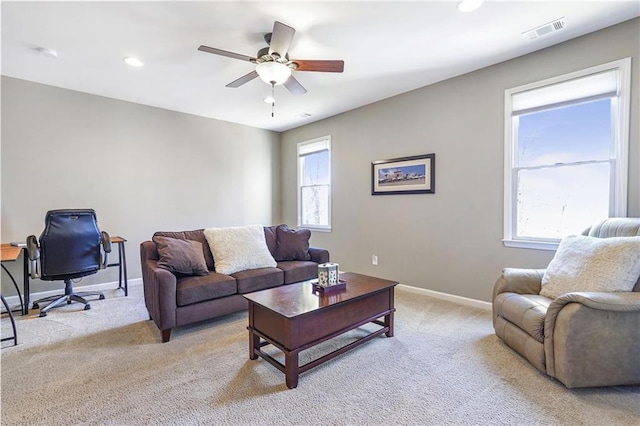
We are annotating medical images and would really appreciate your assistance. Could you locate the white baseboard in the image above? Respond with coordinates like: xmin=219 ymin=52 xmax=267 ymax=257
xmin=4 ymin=279 xmax=491 ymax=313
xmin=2 ymin=278 xmax=142 ymax=309
xmin=397 ymin=284 xmax=492 ymax=311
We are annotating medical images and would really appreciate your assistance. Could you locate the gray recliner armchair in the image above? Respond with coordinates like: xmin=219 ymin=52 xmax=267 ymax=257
xmin=492 ymin=217 xmax=640 ymax=388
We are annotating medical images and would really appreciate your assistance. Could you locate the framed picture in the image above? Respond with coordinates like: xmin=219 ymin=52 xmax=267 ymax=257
xmin=371 ymin=153 xmax=435 ymax=195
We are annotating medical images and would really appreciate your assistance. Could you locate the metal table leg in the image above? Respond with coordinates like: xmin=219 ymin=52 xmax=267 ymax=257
xmin=1 ymin=294 xmax=18 ymax=346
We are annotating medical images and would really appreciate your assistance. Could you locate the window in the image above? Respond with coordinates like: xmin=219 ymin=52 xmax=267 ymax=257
xmin=504 ymin=58 xmax=631 ymax=250
xmin=298 ymin=136 xmax=331 ymax=231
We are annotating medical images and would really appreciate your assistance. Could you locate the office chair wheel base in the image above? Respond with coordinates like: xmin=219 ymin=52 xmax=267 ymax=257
xmin=84 ymin=304 xmax=91 ymax=311
xmin=39 ymin=311 xmax=47 ymax=317
xmin=32 ymin=303 xmax=40 ymax=309
xmin=99 ymin=295 xmax=105 ymax=300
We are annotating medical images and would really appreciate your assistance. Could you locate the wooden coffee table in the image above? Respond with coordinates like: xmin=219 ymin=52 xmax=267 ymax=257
xmin=243 ymin=272 xmax=397 ymax=388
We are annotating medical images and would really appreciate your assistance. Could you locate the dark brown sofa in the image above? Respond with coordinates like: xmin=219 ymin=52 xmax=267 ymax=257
xmin=140 ymin=225 xmax=330 ymax=342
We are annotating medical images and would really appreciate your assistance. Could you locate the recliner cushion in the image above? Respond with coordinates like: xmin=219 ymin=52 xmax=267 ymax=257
xmin=176 ymin=272 xmax=237 ymax=306
xmin=493 ymin=292 xmax=551 ymax=343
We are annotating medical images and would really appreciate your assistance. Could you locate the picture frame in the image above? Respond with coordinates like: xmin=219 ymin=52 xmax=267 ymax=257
xmin=371 ymin=153 xmax=435 ymax=195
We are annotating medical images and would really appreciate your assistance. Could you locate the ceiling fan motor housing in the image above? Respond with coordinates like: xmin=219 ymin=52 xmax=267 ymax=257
xmin=255 ymin=47 xmax=292 ymax=66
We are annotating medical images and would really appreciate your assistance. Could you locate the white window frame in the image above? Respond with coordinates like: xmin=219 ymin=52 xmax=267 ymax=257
xmin=297 ymin=135 xmax=332 ymax=232
xmin=503 ymin=58 xmax=631 ymax=250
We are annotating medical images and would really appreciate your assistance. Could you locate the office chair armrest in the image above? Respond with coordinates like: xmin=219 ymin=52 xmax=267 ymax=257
xmin=26 ymin=235 xmax=40 ymax=279
xmin=101 ymin=231 xmax=112 ymax=269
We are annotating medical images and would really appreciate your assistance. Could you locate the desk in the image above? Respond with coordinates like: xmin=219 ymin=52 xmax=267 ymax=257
xmin=0 ymin=235 xmax=128 ymax=315
xmin=0 ymin=244 xmax=28 ymax=315
xmin=108 ymin=236 xmax=128 ymax=297
xmin=1 ymin=295 xmax=17 ymax=346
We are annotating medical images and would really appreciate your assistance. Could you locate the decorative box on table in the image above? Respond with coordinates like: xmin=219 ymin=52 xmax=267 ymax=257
xmin=314 ymin=263 xmax=346 ymax=293
xmin=318 ymin=262 xmax=339 ymax=287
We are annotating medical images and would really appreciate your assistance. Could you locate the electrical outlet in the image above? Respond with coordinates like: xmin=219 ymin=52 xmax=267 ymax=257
xmin=372 ymin=255 xmax=378 ymax=266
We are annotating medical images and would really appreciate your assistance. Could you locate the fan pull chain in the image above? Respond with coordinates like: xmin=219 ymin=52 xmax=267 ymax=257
xmin=271 ymin=83 xmax=275 ymax=117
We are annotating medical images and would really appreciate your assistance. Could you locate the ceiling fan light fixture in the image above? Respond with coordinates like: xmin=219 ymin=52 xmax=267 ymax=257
xmin=457 ymin=0 xmax=484 ymax=13
xmin=256 ymin=62 xmax=291 ymax=85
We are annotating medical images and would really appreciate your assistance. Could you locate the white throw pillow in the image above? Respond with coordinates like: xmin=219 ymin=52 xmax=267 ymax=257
xmin=203 ymin=225 xmax=276 ymax=275
xmin=540 ymin=234 xmax=640 ymax=299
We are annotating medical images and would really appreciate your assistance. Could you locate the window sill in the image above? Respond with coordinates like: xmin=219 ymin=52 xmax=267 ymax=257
xmin=299 ymin=225 xmax=332 ymax=233
xmin=502 ymin=239 xmax=559 ymax=251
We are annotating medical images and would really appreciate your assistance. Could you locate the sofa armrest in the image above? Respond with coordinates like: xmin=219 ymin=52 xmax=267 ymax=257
xmin=544 ymin=291 xmax=640 ymax=387
xmin=140 ymin=241 xmax=178 ymax=332
xmin=493 ymin=268 xmax=545 ymax=299
xmin=308 ymin=247 xmax=330 ymax=264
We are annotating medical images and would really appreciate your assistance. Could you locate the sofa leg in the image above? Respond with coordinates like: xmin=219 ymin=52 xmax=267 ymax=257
xmin=161 ymin=328 xmax=171 ymax=343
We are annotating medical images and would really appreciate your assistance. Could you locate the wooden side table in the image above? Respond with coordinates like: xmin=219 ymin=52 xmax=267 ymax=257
xmin=0 ymin=244 xmax=28 ymax=315
xmin=108 ymin=236 xmax=128 ymax=296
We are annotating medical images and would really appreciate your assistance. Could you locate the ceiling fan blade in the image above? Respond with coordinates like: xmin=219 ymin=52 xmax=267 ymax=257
xmin=268 ymin=21 xmax=295 ymax=57
xmin=198 ymin=45 xmax=256 ymax=62
xmin=283 ymin=75 xmax=307 ymax=96
xmin=226 ymin=70 xmax=259 ymax=88
xmin=292 ymin=60 xmax=344 ymax=73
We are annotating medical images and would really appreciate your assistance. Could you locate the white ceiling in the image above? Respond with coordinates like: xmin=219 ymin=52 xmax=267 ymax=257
xmin=2 ymin=1 xmax=639 ymax=132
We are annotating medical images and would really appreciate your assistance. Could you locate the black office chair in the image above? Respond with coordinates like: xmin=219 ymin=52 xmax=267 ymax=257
xmin=27 ymin=209 xmax=112 ymax=317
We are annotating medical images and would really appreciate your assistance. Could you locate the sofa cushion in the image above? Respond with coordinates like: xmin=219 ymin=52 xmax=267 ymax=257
xmin=176 ymin=272 xmax=237 ymax=306
xmin=274 ymin=225 xmax=311 ymax=261
xmin=277 ymin=260 xmax=318 ymax=284
xmin=204 ymin=225 xmax=277 ymax=275
xmin=232 ymin=267 xmax=284 ymax=293
xmin=540 ymin=235 xmax=640 ymax=299
xmin=153 ymin=236 xmax=209 ymax=276
xmin=493 ymin=292 xmax=551 ymax=343
xmin=154 ymin=230 xmax=214 ymax=271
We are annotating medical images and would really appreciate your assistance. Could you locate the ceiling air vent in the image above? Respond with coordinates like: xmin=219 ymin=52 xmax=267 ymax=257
xmin=523 ymin=17 xmax=566 ymax=41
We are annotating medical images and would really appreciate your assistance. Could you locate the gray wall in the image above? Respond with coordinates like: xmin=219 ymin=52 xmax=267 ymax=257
xmin=1 ymin=77 xmax=281 ymax=293
xmin=3 ymin=19 xmax=638 ymax=302
xmin=280 ymin=18 xmax=640 ymax=302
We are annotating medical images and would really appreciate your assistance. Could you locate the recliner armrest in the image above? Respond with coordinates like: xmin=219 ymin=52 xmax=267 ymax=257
xmin=547 ymin=291 xmax=640 ymax=316
xmin=543 ymin=291 xmax=640 ymax=387
xmin=493 ymin=267 xmax=545 ymax=298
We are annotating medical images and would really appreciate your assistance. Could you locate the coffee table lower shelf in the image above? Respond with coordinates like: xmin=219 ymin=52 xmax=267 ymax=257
xmin=249 ymin=311 xmax=393 ymax=389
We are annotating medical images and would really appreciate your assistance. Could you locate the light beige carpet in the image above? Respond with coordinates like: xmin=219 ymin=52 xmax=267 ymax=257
xmin=1 ymin=283 xmax=639 ymax=425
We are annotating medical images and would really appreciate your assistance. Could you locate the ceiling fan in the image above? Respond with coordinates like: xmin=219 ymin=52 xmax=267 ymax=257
xmin=198 ymin=21 xmax=344 ymax=96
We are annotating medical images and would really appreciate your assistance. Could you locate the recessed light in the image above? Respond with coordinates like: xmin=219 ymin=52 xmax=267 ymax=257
xmin=263 ymin=96 xmax=276 ymax=104
xmin=123 ymin=56 xmax=144 ymax=67
xmin=458 ymin=0 xmax=484 ymax=13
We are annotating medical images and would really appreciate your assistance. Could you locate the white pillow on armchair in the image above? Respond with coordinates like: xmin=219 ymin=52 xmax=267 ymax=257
xmin=540 ymin=234 xmax=640 ymax=299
